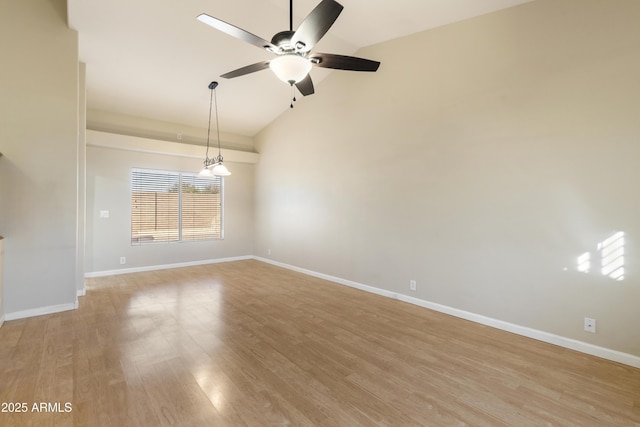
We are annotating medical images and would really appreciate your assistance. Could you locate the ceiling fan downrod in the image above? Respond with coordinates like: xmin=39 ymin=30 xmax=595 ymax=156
xmin=290 ymin=0 xmax=293 ymax=32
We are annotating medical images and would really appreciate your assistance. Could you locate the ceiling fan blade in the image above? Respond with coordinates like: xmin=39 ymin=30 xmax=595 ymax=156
xmin=295 ymin=74 xmax=315 ymax=96
xmin=310 ymin=53 xmax=380 ymax=72
xmin=291 ymin=0 xmax=343 ymax=53
xmin=220 ymin=61 xmax=271 ymax=79
xmin=197 ymin=14 xmax=277 ymax=52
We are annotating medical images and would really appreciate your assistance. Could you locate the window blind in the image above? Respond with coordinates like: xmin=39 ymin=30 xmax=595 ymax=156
xmin=180 ymin=173 xmax=222 ymax=241
xmin=131 ymin=168 xmax=223 ymax=244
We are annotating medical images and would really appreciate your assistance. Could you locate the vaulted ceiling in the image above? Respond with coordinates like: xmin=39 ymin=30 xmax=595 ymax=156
xmin=68 ymin=0 xmax=533 ymax=137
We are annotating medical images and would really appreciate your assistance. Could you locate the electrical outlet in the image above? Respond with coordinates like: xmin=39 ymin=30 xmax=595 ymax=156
xmin=409 ymin=280 xmax=417 ymax=291
xmin=120 ymin=257 xmax=126 ymax=265
xmin=584 ymin=317 xmax=596 ymax=333
xmin=267 ymin=248 xmax=271 ymax=256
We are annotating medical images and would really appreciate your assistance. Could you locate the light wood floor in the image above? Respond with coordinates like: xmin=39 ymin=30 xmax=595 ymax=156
xmin=1 ymin=260 xmax=639 ymax=426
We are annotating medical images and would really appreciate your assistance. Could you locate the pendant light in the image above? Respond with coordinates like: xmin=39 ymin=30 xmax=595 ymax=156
xmin=199 ymin=81 xmax=231 ymax=177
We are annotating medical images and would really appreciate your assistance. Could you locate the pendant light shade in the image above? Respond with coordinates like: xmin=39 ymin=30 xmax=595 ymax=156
xmin=198 ymin=166 xmax=214 ymax=178
xmin=269 ymin=55 xmax=312 ymax=84
xmin=211 ymin=163 xmax=231 ymax=176
xmin=198 ymin=81 xmax=231 ymax=177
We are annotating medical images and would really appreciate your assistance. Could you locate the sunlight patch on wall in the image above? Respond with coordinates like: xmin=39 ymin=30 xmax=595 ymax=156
xmin=576 ymin=231 xmax=625 ymax=281
xmin=577 ymin=252 xmax=591 ymax=274
xmin=598 ymin=231 xmax=625 ymax=281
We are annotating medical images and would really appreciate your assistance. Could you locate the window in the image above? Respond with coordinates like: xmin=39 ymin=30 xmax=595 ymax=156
xmin=131 ymin=168 xmax=223 ymax=244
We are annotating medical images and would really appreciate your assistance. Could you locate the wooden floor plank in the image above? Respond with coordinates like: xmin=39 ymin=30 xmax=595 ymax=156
xmin=1 ymin=259 xmax=639 ymax=426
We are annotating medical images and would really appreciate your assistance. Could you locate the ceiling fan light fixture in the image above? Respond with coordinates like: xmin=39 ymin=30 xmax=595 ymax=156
xmin=269 ymin=55 xmax=312 ymax=84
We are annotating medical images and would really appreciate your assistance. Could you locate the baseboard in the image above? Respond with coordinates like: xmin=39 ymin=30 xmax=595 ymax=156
xmin=5 ymin=302 xmax=77 ymax=322
xmin=253 ymin=256 xmax=640 ymax=369
xmin=77 ymin=287 xmax=86 ymax=297
xmin=84 ymin=255 xmax=253 ymax=278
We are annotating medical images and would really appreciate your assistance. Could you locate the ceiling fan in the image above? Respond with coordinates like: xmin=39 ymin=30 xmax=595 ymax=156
xmin=197 ymin=0 xmax=380 ymax=98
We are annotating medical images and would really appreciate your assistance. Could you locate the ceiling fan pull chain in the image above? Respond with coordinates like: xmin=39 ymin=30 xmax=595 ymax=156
xmin=290 ymin=84 xmax=296 ymax=108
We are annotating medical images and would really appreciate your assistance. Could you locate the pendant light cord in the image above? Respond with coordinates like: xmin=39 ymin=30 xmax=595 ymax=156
xmin=203 ymin=81 xmax=221 ymax=167
xmin=205 ymin=85 xmax=214 ymax=162
xmin=213 ymin=85 xmax=222 ymax=161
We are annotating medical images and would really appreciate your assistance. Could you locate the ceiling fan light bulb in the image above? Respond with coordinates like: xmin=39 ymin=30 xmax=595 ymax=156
xmin=269 ymin=55 xmax=312 ymax=84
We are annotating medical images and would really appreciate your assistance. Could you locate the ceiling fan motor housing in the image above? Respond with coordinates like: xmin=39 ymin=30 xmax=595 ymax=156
xmin=270 ymin=30 xmax=304 ymax=53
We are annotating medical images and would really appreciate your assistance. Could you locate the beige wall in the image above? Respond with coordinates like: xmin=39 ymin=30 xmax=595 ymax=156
xmin=87 ymin=109 xmax=255 ymax=153
xmin=0 ymin=0 xmax=80 ymax=316
xmin=85 ymin=132 xmax=255 ymax=273
xmin=77 ymin=62 xmax=87 ymax=296
xmin=255 ymin=0 xmax=640 ymax=356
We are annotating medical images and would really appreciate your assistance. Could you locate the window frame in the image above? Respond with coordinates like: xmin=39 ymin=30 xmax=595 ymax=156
xmin=130 ymin=167 xmax=224 ymax=245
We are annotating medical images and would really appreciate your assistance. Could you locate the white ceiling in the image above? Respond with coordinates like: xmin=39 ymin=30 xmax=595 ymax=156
xmin=68 ymin=0 xmax=533 ymax=137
